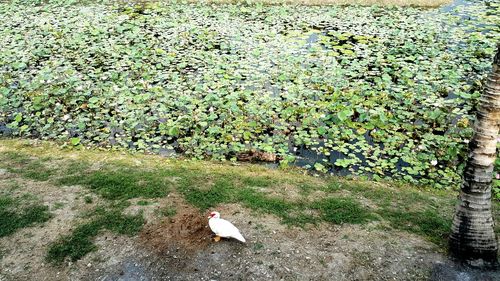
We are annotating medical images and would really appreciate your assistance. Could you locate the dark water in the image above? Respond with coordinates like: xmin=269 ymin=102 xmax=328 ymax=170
xmin=0 ymin=124 xmax=12 ymax=136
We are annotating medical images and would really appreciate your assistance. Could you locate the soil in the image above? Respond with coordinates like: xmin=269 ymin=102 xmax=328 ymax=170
xmin=1 ymin=171 xmax=499 ymax=281
xmin=140 ymin=205 xmax=214 ymax=253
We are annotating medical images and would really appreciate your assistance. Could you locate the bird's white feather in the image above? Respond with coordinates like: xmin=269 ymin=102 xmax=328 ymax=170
xmin=209 ymin=217 xmax=246 ymax=242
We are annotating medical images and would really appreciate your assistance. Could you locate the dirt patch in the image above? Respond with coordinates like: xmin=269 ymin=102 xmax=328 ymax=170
xmin=140 ymin=205 xmax=213 ymax=254
xmin=252 ymin=182 xmax=304 ymax=201
xmin=84 ymin=203 xmax=451 ymax=281
xmin=0 ymin=175 xmax=99 ymax=281
xmin=1 ymin=143 xmax=496 ymax=280
xmin=66 ymin=233 xmax=148 ymax=281
xmin=1 ymin=174 xmax=495 ymax=281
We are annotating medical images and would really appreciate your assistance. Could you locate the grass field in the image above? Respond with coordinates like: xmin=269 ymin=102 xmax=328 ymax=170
xmin=1 ymin=138 xmax=499 ymax=263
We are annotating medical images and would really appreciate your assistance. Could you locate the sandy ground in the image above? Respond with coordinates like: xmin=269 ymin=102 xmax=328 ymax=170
xmin=0 ymin=170 xmax=498 ymax=281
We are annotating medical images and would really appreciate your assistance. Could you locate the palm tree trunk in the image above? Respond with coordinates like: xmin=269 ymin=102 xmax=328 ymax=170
xmin=449 ymin=46 xmax=499 ymax=267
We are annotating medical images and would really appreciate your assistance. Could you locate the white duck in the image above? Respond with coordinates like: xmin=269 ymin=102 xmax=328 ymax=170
xmin=208 ymin=211 xmax=246 ymax=243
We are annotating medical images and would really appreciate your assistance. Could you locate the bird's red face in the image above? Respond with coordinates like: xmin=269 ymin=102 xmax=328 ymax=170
xmin=208 ymin=211 xmax=220 ymax=219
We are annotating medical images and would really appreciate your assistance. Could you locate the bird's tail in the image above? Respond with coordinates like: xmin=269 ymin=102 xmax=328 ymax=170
xmin=233 ymin=232 xmax=246 ymax=243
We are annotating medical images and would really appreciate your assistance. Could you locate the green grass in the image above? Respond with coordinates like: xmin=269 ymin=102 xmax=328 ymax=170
xmin=57 ymin=169 xmax=172 ymax=200
xmin=52 ymin=202 xmax=65 ymax=210
xmin=46 ymin=207 xmax=144 ymax=264
xmin=311 ymin=197 xmax=375 ymax=224
xmin=0 ymin=151 xmax=54 ymax=181
xmin=157 ymin=205 xmax=177 ymax=217
xmin=179 ymin=175 xmax=302 ymax=221
xmin=3 ymin=180 xmax=21 ymax=192
xmin=179 ymin=176 xmax=375 ymax=226
xmin=47 ymin=221 xmax=100 ymax=263
xmin=0 ymin=150 xmax=173 ymax=201
xmin=253 ymin=242 xmax=265 ymax=251
xmin=238 ymin=188 xmax=299 ymax=219
xmin=180 ymin=178 xmax=234 ymax=210
xmin=241 ymin=176 xmax=275 ymax=188
xmin=1 ymin=139 xmax=498 ymax=256
xmin=0 ymin=194 xmax=52 ymax=237
xmin=137 ymin=200 xmax=152 ymax=206
xmin=84 ymin=195 xmax=93 ymax=204
xmin=378 ymin=209 xmax=452 ymax=246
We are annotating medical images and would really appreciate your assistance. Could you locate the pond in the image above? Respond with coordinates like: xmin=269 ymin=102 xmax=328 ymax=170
xmin=0 ymin=0 xmax=498 ymax=189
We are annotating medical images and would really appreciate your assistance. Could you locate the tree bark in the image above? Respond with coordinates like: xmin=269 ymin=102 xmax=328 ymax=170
xmin=449 ymin=46 xmax=499 ymax=267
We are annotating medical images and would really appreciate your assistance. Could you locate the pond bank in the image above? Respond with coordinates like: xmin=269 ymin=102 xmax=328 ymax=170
xmin=1 ymin=138 xmax=498 ymax=280
xmin=0 ymin=0 xmax=498 ymax=191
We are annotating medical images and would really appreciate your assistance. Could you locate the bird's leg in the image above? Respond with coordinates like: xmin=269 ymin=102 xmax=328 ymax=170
xmin=213 ymin=235 xmax=221 ymax=242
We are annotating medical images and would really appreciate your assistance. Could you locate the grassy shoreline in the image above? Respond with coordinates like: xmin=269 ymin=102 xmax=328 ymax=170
xmin=2 ymin=0 xmax=496 ymax=189
xmin=1 ymin=138 xmax=499 ymax=263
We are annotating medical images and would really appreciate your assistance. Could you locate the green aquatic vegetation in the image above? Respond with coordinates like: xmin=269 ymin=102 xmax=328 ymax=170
xmin=0 ymin=1 xmax=498 ymax=190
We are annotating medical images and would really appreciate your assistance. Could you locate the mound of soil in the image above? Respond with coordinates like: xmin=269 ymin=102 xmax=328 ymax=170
xmin=140 ymin=206 xmax=213 ymax=255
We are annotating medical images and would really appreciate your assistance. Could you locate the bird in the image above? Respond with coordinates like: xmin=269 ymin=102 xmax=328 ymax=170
xmin=208 ymin=211 xmax=246 ymax=243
